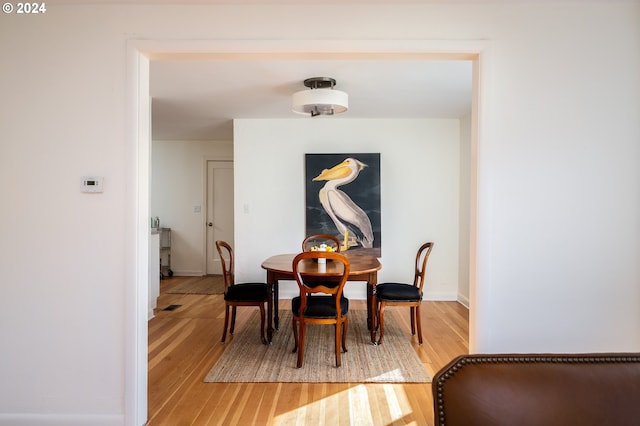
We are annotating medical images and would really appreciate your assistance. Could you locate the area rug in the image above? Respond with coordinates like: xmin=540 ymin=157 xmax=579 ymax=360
xmin=204 ymin=309 xmax=431 ymax=383
xmin=167 ymin=276 xmax=224 ymax=295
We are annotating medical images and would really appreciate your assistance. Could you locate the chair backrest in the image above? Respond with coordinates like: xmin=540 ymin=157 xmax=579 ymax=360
xmin=292 ymin=251 xmax=350 ymax=316
xmin=302 ymin=234 xmax=341 ymax=253
xmin=215 ymin=240 xmax=234 ymax=291
xmin=413 ymin=242 xmax=434 ymax=290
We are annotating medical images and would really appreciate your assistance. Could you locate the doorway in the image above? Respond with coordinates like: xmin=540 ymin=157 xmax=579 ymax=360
xmin=133 ymin=39 xmax=483 ymax=426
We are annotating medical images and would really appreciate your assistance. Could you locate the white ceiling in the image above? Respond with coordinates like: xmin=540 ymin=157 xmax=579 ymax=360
xmin=47 ymin=0 xmax=490 ymax=141
xmin=46 ymin=0 xmax=591 ymax=141
xmin=150 ymin=58 xmax=473 ymax=140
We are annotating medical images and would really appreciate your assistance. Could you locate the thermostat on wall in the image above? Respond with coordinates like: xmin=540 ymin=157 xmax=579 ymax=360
xmin=81 ymin=176 xmax=104 ymax=193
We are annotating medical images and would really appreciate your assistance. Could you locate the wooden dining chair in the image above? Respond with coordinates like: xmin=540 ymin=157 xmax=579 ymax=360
xmin=215 ymin=240 xmax=269 ymax=344
xmin=374 ymin=242 xmax=434 ymax=345
xmin=291 ymin=251 xmax=351 ymax=368
xmin=301 ymin=234 xmax=341 ymax=253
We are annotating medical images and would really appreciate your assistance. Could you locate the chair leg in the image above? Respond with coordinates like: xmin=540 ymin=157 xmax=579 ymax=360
xmin=221 ymin=304 xmax=230 ymax=343
xmin=410 ymin=306 xmax=416 ymax=335
xmin=415 ymin=305 xmax=423 ymax=345
xmin=259 ymin=304 xmax=267 ymax=344
xmin=342 ymin=317 xmax=349 ymax=354
xmin=376 ymin=302 xmax=386 ymax=345
xmin=291 ymin=316 xmax=299 ymax=353
xmin=335 ymin=322 xmax=341 ymax=367
xmin=230 ymin=306 xmax=237 ymax=335
xmin=296 ymin=321 xmax=306 ymax=368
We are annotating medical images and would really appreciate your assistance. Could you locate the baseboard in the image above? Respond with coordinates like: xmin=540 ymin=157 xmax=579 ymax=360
xmin=0 ymin=414 xmax=123 ymax=426
xmin=457 ymin=293 xmax=470 ymax=308
xmin=169 ymin=270 xmax=203 ymax=277
xmin=424 ymin=290 xmax=458 ymax=301
xmin=279 ymin=287 xmax=463 ymax=303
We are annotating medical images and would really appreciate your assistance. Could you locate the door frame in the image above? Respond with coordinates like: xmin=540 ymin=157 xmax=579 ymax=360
xmin=130 ymin=38 xmax=486 ymax=426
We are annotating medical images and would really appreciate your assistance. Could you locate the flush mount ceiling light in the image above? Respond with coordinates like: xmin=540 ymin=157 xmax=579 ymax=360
xmin=292 ymin=77 xmax=348 ymax=117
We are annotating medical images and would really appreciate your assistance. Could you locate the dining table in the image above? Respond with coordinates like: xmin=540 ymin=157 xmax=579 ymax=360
xmin=261 ymin=252 xmax=382 ymax=344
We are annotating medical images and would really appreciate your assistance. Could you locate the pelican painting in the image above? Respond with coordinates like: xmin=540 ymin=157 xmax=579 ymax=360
xmin=312 ymin=157 xmax=375 ymax=250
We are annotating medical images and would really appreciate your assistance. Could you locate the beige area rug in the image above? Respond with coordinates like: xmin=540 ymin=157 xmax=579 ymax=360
xmin=204 ymin=309 xmax=431 ymax=383
xmin=167 ymin=275 xmax=224 ymax=295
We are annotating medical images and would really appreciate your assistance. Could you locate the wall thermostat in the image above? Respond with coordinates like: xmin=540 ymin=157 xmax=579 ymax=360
xmin=81 ymin=176 xmax=104 ymax=193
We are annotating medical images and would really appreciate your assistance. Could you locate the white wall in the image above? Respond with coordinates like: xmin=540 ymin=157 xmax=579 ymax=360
xmin=152 ymin=120 xmax=466 ymax=301
xmin=234 ymin=118 xmax=462 ymax=301
xmin=471 ymin=3 xmax=640 ymax=353
xmin=1 ymin=2 xmax=638 ymax=425
xmin=151 ymin=140 xmax=233 ymax=275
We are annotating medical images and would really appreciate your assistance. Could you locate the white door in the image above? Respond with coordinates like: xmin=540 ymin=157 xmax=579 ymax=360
xmin=206 ymin=160 xmax=234 ymax=275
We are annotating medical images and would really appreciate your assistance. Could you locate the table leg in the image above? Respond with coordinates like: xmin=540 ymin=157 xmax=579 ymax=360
xmin=367 ymin=283 xmax=373 ymax=331
xmin=274 ymin=281 xmax=280 ymax=330
xmin=266 ymin=272 xmax=274 ymax=344
xmin=367 ymin=272 xmax=378 ymax=335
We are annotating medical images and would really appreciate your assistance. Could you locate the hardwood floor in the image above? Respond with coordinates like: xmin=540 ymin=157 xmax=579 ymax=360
xmin=148 ymin=276 xmax=469 ymax=425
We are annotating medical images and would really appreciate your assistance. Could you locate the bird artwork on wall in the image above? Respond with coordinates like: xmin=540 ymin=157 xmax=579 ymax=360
xmin=313 ymin=158 xmax=374 ymax=249
xmin=305 ymin=153 xmax=381 ymax=257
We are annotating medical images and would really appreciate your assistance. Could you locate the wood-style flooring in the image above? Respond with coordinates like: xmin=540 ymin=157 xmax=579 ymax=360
xmin=148 ymin=276 xmax=469 ymax=425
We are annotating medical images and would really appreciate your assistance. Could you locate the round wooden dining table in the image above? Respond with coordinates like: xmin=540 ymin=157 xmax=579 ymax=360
xmin=261 ymin=252 xmax=381 ymax=344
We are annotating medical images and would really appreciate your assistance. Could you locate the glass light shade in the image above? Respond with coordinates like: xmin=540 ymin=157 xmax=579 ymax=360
xmin=292 ymin=88 xmax=348 ymax=116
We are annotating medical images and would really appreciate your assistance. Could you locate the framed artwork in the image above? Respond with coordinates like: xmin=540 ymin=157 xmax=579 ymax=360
xmin=305 ymin=153 xmax=381 ymax=257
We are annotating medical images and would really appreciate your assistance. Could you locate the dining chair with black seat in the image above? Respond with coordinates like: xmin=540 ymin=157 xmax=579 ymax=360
xmin=215 ymin=240 xmax=269 ymax=345
xmin=301 ymin=234 xmax=341 ymax=253
xmin=374 ymin=242 xmax=434 ymax=345
xmin=291 ymin=251 xmax=350 ymax=368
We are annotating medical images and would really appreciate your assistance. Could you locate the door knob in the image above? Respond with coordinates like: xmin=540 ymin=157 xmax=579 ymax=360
xmin=208 ymin=222 xmax=213 ymax=227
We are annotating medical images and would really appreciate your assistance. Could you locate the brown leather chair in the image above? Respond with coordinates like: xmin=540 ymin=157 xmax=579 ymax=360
xmin=301 ymin=234 xmax=341 ymax=253
xmin=374 ymin=242 xmax=433 ymax=345
xmin=291 ymin=251 xmax=350 ymax=368
xmin=433 ymin=353 xmax=640 ymax=426
xmin=215 ymin=240 xmax=269 ymax=344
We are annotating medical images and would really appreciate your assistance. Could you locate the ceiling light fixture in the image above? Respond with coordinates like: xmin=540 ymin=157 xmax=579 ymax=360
xmin=292 ymin=77 xmax=348 ymax=117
